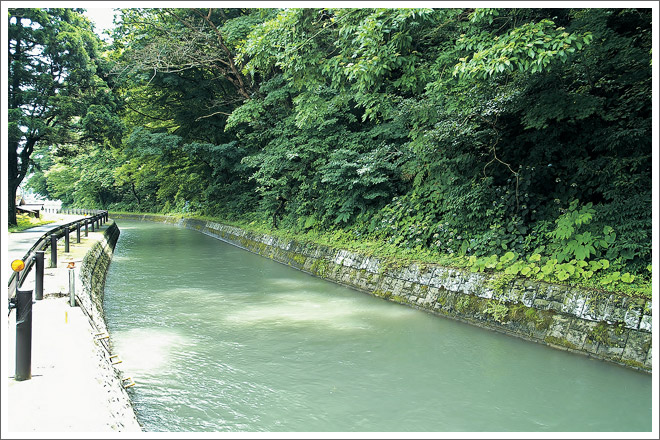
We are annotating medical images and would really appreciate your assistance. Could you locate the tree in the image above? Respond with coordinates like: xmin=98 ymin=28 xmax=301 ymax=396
xmin=7 ymin=8 xmax=114 ymax=225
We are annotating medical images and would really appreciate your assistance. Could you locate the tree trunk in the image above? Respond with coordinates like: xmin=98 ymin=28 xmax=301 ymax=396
xmin=8 ymin=182 xmax=18 ymax=226
xmin=131 ymin=182 xmax=141 ymax=207
xmin=8 ymin=137 xmax=37 ymax=227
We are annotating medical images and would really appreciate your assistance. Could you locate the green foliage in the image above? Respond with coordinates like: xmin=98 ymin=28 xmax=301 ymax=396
xmin=546 ymin=199 xmax=613 ymax=263
xmin=484 ymin=300 xmax=509 ymax=323
xmin=455 ymin=11 xmax=593 ymax=79
xmin=7 ymin=7 xmax=118 ymax=224
xmin=21 ymin=7 xmax=651 ymax=300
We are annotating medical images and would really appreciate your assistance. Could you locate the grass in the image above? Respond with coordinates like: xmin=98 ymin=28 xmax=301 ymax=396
xmin=8 ymin=213 xmax=55 ymax=233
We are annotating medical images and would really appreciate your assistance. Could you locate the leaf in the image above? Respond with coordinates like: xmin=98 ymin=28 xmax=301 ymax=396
xmin=500 ymin=251 xmax=516 ymax=264
xmin=505 ymin=265 xmax=520 ymax=275
xmin=620 ymin=272 xmax=635 ymax=283
xmin=541 ymin=263 xmax=555 ymax=275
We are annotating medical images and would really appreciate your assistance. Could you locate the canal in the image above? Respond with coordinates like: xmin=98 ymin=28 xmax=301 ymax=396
xmin=103 ymin=220 xmax=652 ymax=432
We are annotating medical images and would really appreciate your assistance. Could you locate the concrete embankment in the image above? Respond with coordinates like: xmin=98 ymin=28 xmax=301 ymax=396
xmin=111 ymin=213 xmax=652 ymax=373
xmin=5 ymin=219 xmax=141 ymax=433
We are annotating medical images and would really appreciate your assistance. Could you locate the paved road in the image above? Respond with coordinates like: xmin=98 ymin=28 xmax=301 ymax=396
xmin=7 ymin=214 xmax=86 ymax=262
xmin=6 ymin=214 xmax=86 ymax=276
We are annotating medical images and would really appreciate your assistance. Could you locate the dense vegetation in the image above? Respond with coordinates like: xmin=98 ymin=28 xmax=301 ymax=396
xmin=10 ymin=7 xmax=652 ymax=295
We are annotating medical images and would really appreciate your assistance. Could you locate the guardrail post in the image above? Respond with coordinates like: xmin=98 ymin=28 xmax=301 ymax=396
xmin=15 ymin=288 xmax=33 ymax=381
xmin=68 ymin=266 xmax=76 ymax=307
xmin=64 ymin=226 xmax=70 ymax=253
xmin=90 ymin=218 xmax=95 ymax=232
xmin=34 ymin=251 xmax=44 ymax=300
xmin=85 ymin=219 xmax=89 ymax=236
xmin=76 ymin=222 xmax=81 ymax=243
xmin=50 ymin=234 xmax=58 ymax=268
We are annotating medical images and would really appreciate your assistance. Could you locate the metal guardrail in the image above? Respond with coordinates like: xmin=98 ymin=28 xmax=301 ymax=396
xmin=7 ymin=209 xmax=109 ymax=298
xmin=8 ymin=208 xmax=109 ymax=381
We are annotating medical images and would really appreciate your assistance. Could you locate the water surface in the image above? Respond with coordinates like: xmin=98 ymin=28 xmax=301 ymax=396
xmin=104 ymin=220 xmax=652 ymax=432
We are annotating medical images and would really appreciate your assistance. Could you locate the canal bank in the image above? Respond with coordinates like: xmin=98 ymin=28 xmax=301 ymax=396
xmin=110 ymin=213 xmax=652 ymax=374
xmin=103 ymin=218 xmax=653 ymax=432
xmin=5 ymin=219 xmax=141 ymax=433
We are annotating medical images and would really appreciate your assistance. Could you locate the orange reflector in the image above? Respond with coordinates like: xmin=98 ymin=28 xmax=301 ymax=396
xmin=11 ymin=259 xmax=25 ymax=272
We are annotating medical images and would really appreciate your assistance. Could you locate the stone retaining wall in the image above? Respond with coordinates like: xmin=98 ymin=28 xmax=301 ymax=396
xmin=79 ymin=220 xmax=121 ymax=325
xmin=75 ymin=220 xmax=141 ymax=430
xmin=110 ymin=213 xmax=652 ymax=373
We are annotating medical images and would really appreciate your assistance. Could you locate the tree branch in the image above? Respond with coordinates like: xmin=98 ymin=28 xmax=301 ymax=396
xmin=191 ymin=8 xmax=251 ymax=99
xmin=195 ymin=110 xmax=232 ymax=121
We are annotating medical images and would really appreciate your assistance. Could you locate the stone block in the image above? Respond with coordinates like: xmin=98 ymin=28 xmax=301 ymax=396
xmin=341 ymin=268 xmax=355 ymax=284
xmin=546 ymin=314 xmax=571 ymax=340
xmin=360 ymin=257 xmax=381 ymax=274
xmin=600 ymin=295 xmax=628 ymax=323
xmin=441 ymin=291 xmax=458 ymax=313
xmin=425 ymin=287 xmax=440 ymax=304
xmin=302 ymin=257 xmax=315 ymax=272
xmin=349 ymin=254 xmax=364 ymax=270
xmin=562 ymin=290 xmax=586 ymax=317
xmin=548 ymin=300 xmax=567 ymax=314
xmin=494 ymin=285 xmax=523 ymax=304
xmin=326 ymin=263 xmax=342 ymax=281
xmin=475 ymin=284 xmax=495 ymax=300
xmin=462 ymin=275 xmax=487 ymax=298
xmin=623 ymin=308 xmax=641 ymax=330
xmin=582 ymin=336 xmax=599 ymax=355
xmin=332 ymin=250 xmax=347 ymax=266
xmin=432 ymin=268 xmax=464 ymax=292
xmin=534 ymin=284 xmax=565 ymax=303
xmin=365 ymin=273 xmax=380 ymax=291
xmin=533 ymin=298 xmax=551 ymax=311
xmin=596 ymin=327 xmax=628 ymax=361
xmin=434 ymin=288 xmax=450 ymax=312
xmin=563 ymin=318 xmax=596 ymax=350
xmin=639 ymin=315 xmax=652 ymax=333
xmin=520 ymin=291 xmax=536 ymax=308
xmin=418 ymin=267 xmax=434 ymax=285
xmin=427 ymin=267 xmax=449 ymax=289
xmin=580 ymin=293 xmax=614 ymax=322
xmin=377 ymin=275 xmax=394 ymax=293
xmin=621 ymin=331 xmax=652 ymax=366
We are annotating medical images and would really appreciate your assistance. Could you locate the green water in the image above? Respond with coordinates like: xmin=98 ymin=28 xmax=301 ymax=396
xmin=103 ymin=220 xmax=652 ymax=432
